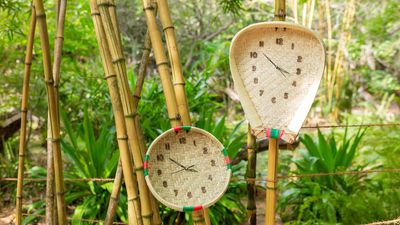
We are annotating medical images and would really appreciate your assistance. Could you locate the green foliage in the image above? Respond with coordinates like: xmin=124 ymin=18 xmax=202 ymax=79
xmin=60 ymin=106 xmax=124 ymax=223
xmin=279 ymin=127 xmax=368 ymax=224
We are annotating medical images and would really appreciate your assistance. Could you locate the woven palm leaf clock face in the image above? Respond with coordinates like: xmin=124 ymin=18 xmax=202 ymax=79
xmin=230 ymin=22 xmax=325 ymax=143
xmin=144 ymin=126 xmax=231 ymax=212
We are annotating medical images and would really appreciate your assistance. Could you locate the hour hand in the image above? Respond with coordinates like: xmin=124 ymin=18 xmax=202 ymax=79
xmin=278 ymin=67 xmax=290 ymax=75
xmin=169 ymin=158 xmax=186 ymax=169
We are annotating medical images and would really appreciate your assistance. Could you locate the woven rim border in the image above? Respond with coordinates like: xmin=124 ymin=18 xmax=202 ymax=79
xmin=144 ymin=126 xmax=232 ymax=212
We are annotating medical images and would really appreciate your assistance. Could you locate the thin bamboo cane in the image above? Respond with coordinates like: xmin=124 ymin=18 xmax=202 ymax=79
xmin=265 ymin=2 xmax=285 ymax=225
xmin=133 ymin=31 xmax=163 ymax=225
xmin=46 ymin=118 xmax=56 ymax=225
xmin=157 ymin=0 xmax=190 ymax=125
xmin=89 ymin=1 xmax=142 ymax=225
xmin=15 ymin=5 xmax=36 ymax=225
xmin=246 ymin=124 xmax=257 ymax=225
xmin=95 ymin=1 xmax=154 ymax=225
xmin=141 ymin=0 xmax=182 ymax=128
xmin=32 ymin=0 xmax=67 ymax=224
xmin=104 ymin=160 xmax=124 ymax=225
xmin=46 ymin=1 xmax=66 ymax=223
xmin=265 ymin=138 xmax=278 ymax=225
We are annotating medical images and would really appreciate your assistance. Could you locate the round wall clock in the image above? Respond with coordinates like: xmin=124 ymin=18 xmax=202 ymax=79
xmin=229 ymin=21 xmax=325 ymax=143
xmin=144 ymin=126 xmax=231 ymax=212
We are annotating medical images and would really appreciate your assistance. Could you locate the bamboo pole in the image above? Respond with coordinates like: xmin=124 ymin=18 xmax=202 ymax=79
xmin=89 ymin=1 xmax=142 ymax=225
xmin=246 ymin=124 xmax=257 ymax=225
xmin=141 ymin=0 xmax=181 ymax=128
xmin=95 ymin=1 xmax=154 ymax=225
xmin=157 ymin=0 xmax=190 ymax=125
xmin=104 ymin=160 xmax=124 ymax=225
xmin=15 ymin=5 xmax=36 ymax=224
xmin=265 ymin=1 xmax=285 ymax=225
xmin=265 ymin=138 xmax=279 ymax=225
xmin=45 ymin=1 xmax=66 ymax=223
xmin=33 ymin=0 xmax=67 ymax=224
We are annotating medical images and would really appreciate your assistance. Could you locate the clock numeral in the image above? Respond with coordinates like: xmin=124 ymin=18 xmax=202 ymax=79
xmin=297 ymin=56 xmax=302 ymax=62
xmin=157 ymin=169 xmax=162 ymax=176
xmin=292 ymin=81 xmax=297 ymax=87
xmin=211 ymin=160 xmax=216 ymax=166
xmin=271 ymin=97 xmax=276 ymax=103
xmin=203 ymin=147 xmax=208 ymax=154
xmin=201 ymin=187 xmax=207 ymax=193
xmin=193 ymin=140 xmax=196 ymax=146
xmin=275 ymin=27 xmax=278 ymax=31
xmin=284 ymin=93 xmax=289 ymax=99
xmin=165 ymin=143 xmax=170 ymax=150
xmin=276 ymin=38 xmax=283 ymax=45
xmin=174 ymin=189 xmax=178 ymax=196
xmin=259 ymin=41 xmax=264 ymax=47
xmin=253 ymin=77 xmax=258 ymax=84
xmin=250 ymin=52 xmax=258 ymax=58
xmin=296 ymin=68 xmax=301 ymax=75
xmin=252 ymin=65 xmax=256 ymax=71
xmin=179 ymin=137 xmax=186 ymax=144
xmin=259 ymin=90 xmax=264 ymax=96
xmin=283 ymin=27 xmax=287 ymax=31
xmin=208 ymin=175 xmax=213 ymax=181
xmin=187 ymin=192 xmax=192 ymax=198
xmin=163 ymin=181 xmax=168 ymax=188
xmin=157 ymin=154 xmax=164 ymax=161
xmin=291 ymin=43 xmax=295 ymax=49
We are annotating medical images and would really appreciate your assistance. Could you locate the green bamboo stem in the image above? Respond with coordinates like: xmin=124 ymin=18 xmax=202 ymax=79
xmin=246 ymin=124 xmax=257 ymax=225
xmin=90 ymin=1 xmax=142 ymax=224
xmin=15 ymin=5 xmax=36 ymax=224
xmin=33 ymin=0 xmax=67 ymax=224
xmin=141 ymin=0 xmax=182 ymax=128
xmin=46 ymin=123 xmax=56 ymax=225
xmin=157 ymin=0 xmax=190 ymax=126
xmin=95 ymin=1 xmax=154 ymax=224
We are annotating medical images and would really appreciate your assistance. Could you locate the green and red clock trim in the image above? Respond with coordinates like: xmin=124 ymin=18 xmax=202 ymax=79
xmin=266 ymin=128 xmax=284 ymax=139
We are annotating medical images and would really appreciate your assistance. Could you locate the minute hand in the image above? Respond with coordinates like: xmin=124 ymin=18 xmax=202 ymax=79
xmin=263 ymin=53 xmax=288 ymax=78
xmin=262 ymin=53 xmax=279 ymax=68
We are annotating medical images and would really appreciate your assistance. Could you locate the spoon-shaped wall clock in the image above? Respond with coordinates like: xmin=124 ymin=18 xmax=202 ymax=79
xmin=229 ymin=21 xmax=325 ymax=143
xmin=144 ymin=126 xmax=231 ymax=212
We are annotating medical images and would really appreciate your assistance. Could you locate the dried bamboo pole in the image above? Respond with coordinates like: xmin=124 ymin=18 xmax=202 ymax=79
xmin=104 ymin=160 xmax=124 ymax=225
xmin=89 ymin=1 xmax=142 ymax=225
xmin=33 ymin=0 xmax=67 ymax=224
xmin=15 ymin=5 xmax=36 ymax=225
xmin=265 ymin=138 xmax=279 ymax=225
xmin=265 ymin=1 xmax=285 ymax=225
xmin=157 ymin=0 xmax=190 ymax=125
xmin=141 ymin=0 xmax=181 ymax=128
xmin=96 ymin=1 xmax=154 ymax=225
xmin=46 ymin=1 xmax=66 ymax=223
xmin=133 ymin=31 xmax=163 ymax=225
xmin=246 ymin=124 xmax=257 ymax=225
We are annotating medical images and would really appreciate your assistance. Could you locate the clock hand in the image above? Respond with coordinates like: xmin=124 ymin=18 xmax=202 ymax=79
xmin=278 ymin=67 xmax=290 ymax=75
xmin=172 ymin=168 xmax=185 ymax=174
xmin=169 ymin=158 xmax=187 ymax=169
xmin=263 ymin=53 xmax=287 ymax=78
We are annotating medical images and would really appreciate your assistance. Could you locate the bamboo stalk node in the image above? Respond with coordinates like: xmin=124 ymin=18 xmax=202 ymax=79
xmin=104 ymin=74 xmax=117 ymax=80
xmin=125 ymin=112 xmax=138 ymax=118
xmin=135 ymin=166 xmax=144 ymax=172
xmin=156 ymin=61 xmax=169 ymax=67
xmin=266 ymin=186 xmax=278 ymax=190
xmin=97 ymin=2 xmax=112 ymax=7
xmin=18 ymin=154 xmax=25 ymax=157
xmin=162 ymin=25 xmax=174 ymax=31
xmin=143 ymin=6 xmax=155 ymax=11
xmin=48 ymin=138 xmax=61 ymax=143
xmin=127 ymin=196 xmax=140 ymax=202
xmin=55 ymin=35 xmax=64 ymax=39
xmin=20 ymin=108 xmax=28 ymax=113
xmin=45 ymin=79 xmax=54 ymax=84
xmin=24 ymin=62 xmax=32 ymax=65
xmin=133 ymin=95 xmax=141 ymax=99
xmin=142 ymin=213 xmax=154 ymax=218
xmin=169 ymin=115 xmax=181 ymax=121
xmin=112 ymin=57 xmax=125 ymax=64
xmin=91 ymin=12 xmax=101 ymax=16
xmin=173 ymin=82 xmax=185 ymax=86
xmin=116 ymin=135 xmax=128 ymax=140
xmin=36 ymin=13 xmax=46 ymax=18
